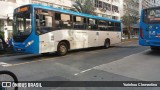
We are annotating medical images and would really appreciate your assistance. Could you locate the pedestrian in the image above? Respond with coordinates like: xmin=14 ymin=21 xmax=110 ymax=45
xmin=0 ymin=38 xmax=3 ymax=50
xmin=0 ymin=35 xmax=8 ymax=51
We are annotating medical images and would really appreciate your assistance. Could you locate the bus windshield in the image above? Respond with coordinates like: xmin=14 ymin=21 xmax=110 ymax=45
xmin=143 ymin=8 xmax=160 ymax=23
xmin=13 ymin=11 xmax=32 ymax=36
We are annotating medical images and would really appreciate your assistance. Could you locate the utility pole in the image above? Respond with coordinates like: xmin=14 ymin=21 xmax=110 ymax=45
xmin=111 ymin=0 xmax=113 ymax=19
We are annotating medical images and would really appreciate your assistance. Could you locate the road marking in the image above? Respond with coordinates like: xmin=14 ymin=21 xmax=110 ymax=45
xmin=5 ymin=55 xmax=70 ymax=67
xmin=74 ymin=49 xmax=149 ymax=76
xmin=74 ymin=68 xmax=94 ymax=76
xmin=0 ymin=62 xmax=13 ymax=67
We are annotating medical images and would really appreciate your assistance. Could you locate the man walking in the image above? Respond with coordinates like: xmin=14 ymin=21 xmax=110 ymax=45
xmin=0 ymin=35 xmax=8 ymax=51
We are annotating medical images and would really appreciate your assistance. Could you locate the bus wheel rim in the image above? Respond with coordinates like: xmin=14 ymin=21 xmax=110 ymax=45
xmin=106 ymin=42 xmax=109 ymax=47
xmin=60 ymin=45 xmax=66 ymax=53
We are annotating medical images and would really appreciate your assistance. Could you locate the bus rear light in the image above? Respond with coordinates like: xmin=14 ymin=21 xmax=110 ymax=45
xmin=140 ymin=27 xmax=144 ymax=39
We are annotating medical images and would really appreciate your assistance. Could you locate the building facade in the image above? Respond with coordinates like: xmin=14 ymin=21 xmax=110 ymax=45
xmin=155 ymin=0 xmax=160 ymax=6
xmin=93 ymin=0 xmax=123 ymax=20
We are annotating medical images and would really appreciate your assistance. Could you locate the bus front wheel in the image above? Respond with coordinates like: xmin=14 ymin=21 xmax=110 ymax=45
xmin=57 ymin=42 xmax=68 ymax=56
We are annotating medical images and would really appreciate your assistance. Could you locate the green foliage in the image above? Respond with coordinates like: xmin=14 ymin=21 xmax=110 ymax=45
xmin=71 ymin=0 xmax=96 ymax=15
xmin=122 ymin=0 xmax=139 ymax=39
xmin=0 ymin=31 xmax=4 ymax=38
xmin=121 ymin=15 xmax=139 ymax=27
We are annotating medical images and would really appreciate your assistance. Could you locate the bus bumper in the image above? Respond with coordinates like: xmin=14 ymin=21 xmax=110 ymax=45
xmin=139 ymin=39 xmax=160 ymax=47
xmin=13 ymin=42 xmax=39 ymax=54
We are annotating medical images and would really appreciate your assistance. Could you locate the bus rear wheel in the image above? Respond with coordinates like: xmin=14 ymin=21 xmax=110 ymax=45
xmin=150 ymin=46 xmax=160 ymax=51
xmin=57 ymin=42 xmax=68 ymax=56
xmin=104 ymin=39 xmax=110 ymax=49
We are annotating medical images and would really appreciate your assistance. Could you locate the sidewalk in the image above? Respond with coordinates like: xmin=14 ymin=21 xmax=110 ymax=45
xmin=122 ymin=38 xmax=138 ymax=42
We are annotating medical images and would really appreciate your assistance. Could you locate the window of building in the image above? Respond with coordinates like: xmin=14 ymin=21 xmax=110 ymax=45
xmin=112 ymin=5 xmax=119 ymax=13
xmin=7 ymin=0 xmax=16 ymax=3
xmin=42 ymin=2 xmax=48 ymax=6
xmin=106 ymin=3 xmax=111 ymax=11
xmin=98 ymin=1 xmax=103 ymax=8
xmin=94 ymin=0 xmax=99 ymax=7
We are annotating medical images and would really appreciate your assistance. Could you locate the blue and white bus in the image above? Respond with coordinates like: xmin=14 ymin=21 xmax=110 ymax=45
xmin=139 ymin=7 xmax=160 ymax=51
xmin=12 ymin=4 xmax=122 ymax=55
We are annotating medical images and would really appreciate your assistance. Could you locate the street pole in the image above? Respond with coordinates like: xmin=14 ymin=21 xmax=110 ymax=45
xmin=111 ymin=0 xmax=113 ymax=19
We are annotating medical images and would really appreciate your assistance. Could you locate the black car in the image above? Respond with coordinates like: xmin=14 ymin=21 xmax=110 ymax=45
xmin=0 ymin=35 xmax=8 ymax=51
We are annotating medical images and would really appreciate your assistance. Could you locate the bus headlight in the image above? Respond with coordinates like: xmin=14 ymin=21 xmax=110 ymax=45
xmin=25 ymin=40 xmax=34 ymax=47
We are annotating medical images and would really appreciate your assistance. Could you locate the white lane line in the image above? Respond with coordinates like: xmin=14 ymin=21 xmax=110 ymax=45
xmin=0 ymin=62 xmax=13 ymax=67
xmin=0 ymin=57 xmax=62 ymax=67
xmin=74 ymin=68 xmax=93 ymax=76
xmin=6 ymin=55 xmax=72 ymax=67
xmin=74 ymin=65 xmax=101 ymax=76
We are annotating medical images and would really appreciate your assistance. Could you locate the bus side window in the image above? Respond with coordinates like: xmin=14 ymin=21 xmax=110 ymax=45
xmin=115 ymin=22 xmax=121 ymax=31
xmin=83 ymin=18 xmax=88 ymax=30
xmin=89 ymin=19 xmax=98 ymax=30
xmin=73 ymin=16 xmax=85 ymax=30
xmin=61 ymin=14 xmax=72 ymax=29
xmin=54 ymin=13 xmax=72 ymax=29
xmin=98 ymin=20 xmax=107 ymax=31
xmin=35 ymin=9 xmax=53 ymax=35
xmin=107 ymin=21 xmax=115 ymax=31
xmin=54 ymin=13 xmax=62 ymax=29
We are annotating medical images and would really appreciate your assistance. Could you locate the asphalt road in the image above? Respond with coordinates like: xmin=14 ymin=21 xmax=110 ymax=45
xmin=1 ymin=41 xmax=160 ymax=90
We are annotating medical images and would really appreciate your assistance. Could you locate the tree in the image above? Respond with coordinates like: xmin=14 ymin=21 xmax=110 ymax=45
xmin=0 ymin=20 xmax=4 ymax=38
xmin=121 ymin=0 xmax=139 ymax=39
xmin=0 ymin=31 xmax=4 ymax=38
xmin=71 ymin=0 xmax=96 ymax=15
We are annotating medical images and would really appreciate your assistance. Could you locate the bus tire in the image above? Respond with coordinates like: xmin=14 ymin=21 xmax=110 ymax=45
xmin=104 ymin=39 xmax=110 ymax=49
xmin=41 ymin=53 xmax=49 ymax=56
xmin=57 ymin=42 xmax=68 ymax=56
xmin=150 ymin=46 xmax=159 ymax=51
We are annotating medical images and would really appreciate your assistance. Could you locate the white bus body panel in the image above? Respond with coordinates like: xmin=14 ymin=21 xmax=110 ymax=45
xmin=39 ymin=29 xmax=121 ymax=54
